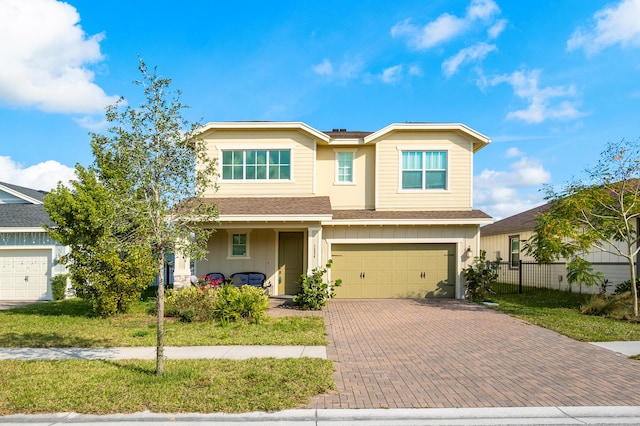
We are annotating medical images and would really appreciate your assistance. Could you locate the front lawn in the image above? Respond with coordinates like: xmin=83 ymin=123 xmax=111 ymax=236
xmin=0 ymin=299 xmax=326 ymax=347
xmin=491 ymin=289 xmax=640 ymax=341
xmin=0 ymin=358 xmax=333 ymax=414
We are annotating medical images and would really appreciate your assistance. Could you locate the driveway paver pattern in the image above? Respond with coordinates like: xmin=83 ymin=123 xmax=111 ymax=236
xmin=308 ymin=299 xmax=640 ymax=409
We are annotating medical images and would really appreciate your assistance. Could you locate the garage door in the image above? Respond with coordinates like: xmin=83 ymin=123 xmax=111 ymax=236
xmin=0 ymin=250 xmax=51 ymax=300
xmin=331 ymin=243 xmax=456 ymax=298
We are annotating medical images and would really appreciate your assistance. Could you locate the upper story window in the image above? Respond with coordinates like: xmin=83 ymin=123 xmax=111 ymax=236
xmin=401 ymin=150 xmax=447 ymax=190
xmin=509 ymin=236 xmax=520 ymax=268
xmin=334 ymin=149 xmax=356 ymax=184
xmin=221 ymin=149 xmax=291 ymax=181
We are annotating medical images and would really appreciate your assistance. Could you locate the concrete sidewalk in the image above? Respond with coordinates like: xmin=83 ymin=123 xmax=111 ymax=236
xmin=590 ymin=341 xmax=640 ymax=356
xmin=3 ymin=406 xmax=640 ymax=425
xmin=0 ymin=345 xmax=326 ymax=361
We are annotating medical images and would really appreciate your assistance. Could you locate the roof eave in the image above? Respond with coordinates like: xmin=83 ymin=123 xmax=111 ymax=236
xmin=196 ymin=121 xmax=331 ymax=143
xmin=324 ymin=218 xmax=494 ymax=226
xmin=363 ymin=122 xmax=491 ymax=151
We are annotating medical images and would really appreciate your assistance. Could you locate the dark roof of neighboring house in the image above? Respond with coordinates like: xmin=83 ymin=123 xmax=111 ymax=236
xmin=0 ymin=204 xmax=54 ymax=228
xmin=480 ymin=203 xmax=550 ymax=237
xmin=203 ymin=196 xmax=333 ymax=215
xmin=0 ymin=181 xmax=47 ymax=202
xmin=0 ymin=182 xmax=53 ymax=228
xmin=323 ymin=130 xmax=373 ymax=139
xmin=332 ymin=209 xmax=492 ymax=220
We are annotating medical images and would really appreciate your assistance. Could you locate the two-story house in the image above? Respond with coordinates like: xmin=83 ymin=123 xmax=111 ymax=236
xmin=175 ymin=121 xmax=492 ymax=299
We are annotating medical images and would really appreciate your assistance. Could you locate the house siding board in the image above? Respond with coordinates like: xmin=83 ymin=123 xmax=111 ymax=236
xmin=315 ymin=145 xmax=375 ymax=209
xmin=374 ymin=132 xmax=472 ymax=211
xmin=202 ymin=129 xmax=316 ymax=197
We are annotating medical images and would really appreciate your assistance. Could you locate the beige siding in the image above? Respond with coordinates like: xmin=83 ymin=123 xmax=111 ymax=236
xmin=195 ymin=228 xmax=278 ymax=290
xmin=316 ymin=145 xmax=375 ymax=209
xmin=375 ymin=131 xmax=473 ymax=211
xmin=200 ymin=129 xmax=317 ymax=197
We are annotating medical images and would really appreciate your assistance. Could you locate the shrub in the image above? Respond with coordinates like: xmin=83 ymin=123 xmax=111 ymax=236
xmin=163 ymin=284 xmax=269 ymax=324
xmin=614 ymin=278 xmax=640 ymax=295
xmin=462 ymin=250 xmax=501 ymax=301
xmin=213 ymin=284 xmax=269 ymax=325
xmin=51 ymin=274 xmax=68 ymax=301
xmin=292 ymin=260 xmax=342 ymax=311
xmin=164 ymin=286 xmax=216 ymax=322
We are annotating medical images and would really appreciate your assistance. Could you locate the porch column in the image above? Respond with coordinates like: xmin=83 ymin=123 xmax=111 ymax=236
xmin=307 ymin=226 xmax=322 ymax=274
xmin=172 ymin=251 xmax=191 ymax=290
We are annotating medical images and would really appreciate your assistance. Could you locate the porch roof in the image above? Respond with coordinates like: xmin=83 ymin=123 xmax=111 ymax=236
xmin=202 ymin=196 xmax=333 ymax=222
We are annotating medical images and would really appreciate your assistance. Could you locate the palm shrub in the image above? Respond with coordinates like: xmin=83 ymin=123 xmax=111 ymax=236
xmin=293 ymin=260 xmax=342 ymax=310
xmin=462 ymin=250 xmax=501 ymax=301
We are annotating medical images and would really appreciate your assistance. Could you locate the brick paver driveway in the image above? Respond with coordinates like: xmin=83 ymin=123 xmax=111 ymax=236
xmin=307 ymin=299 xmax=640 ymax=409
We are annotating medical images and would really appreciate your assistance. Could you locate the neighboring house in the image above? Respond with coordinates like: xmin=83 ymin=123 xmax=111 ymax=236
xmin=175 ymin=122 xmax=493 ymax=299
xmin=0 ymin=182 xmax=67 ymax=301
xmin=480 ymin=203 xmax=634 ymax=293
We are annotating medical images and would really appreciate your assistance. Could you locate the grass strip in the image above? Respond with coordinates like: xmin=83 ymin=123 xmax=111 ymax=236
xmin=491 ymin=290 xmax=640 ymax=341
xmin=0 ymin=358 xmax=334 ymax=414
xmin=0 ymin=299 xmax=326 ymax=347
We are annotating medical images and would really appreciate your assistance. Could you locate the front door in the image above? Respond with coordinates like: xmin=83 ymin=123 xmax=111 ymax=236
xmin=278 ymin=232 xmax=304 ymax=295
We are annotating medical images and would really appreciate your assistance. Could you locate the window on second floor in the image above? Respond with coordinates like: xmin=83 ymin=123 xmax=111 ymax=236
xmin=334 ymin=150 xmax=356 ymax=184
xmin=221 ymin=149 xmax=291 ymax=181
xmin=401 ymin=150 xmax=447 ymax=190
xmin=509 ymin=236 xmax=520 ymax=268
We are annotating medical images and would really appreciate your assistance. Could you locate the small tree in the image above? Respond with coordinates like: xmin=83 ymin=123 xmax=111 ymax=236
xmin=566 ymin=256 xmax=604 ymax=293
xmin=47 ymin=60 xmax=218 ymax=374
xmin=462 ymin=250 xmax=501 ymax=300
xmin=525 ymin=138 xmax=640 ymax=316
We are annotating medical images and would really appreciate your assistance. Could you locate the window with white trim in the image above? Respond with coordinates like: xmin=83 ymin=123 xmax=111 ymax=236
xmin=509 ymin=236 xmax=520 ymax=268
xmin=229 ymin=232 xmax=250 ymax=258
xmin=401 ymin=150 xmax=447 ymax=190
xmin=334 ymin=150 xmax=355 ymax=184
xmin=221 ymin=149 xmax=291 ymax=181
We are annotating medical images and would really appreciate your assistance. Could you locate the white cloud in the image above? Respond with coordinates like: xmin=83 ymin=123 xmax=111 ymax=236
xmin=72 ymin=115 xmax=108 ymax=131
xmin=489 ymin=69 xmax=583 ymax=124
xmin=442 ymin=42 xmax=496 ymax=77
xmin=391 ymin=0 xmax=502 ymax=50
xmin=313 ymin=56 xmax=364 ymax=83
xmin=408 ymin=65 xmax=423 ymax=77
xmin=380 ymin=65 xmax=404 ymax=83
xmin=505 ymin=147 xmax=524 ymax=158
xmin=0 ymin=0 xmax=117 ymax=114
xmin=474 ymin=152 xmax=550 ymax=220
xmin=0 ymin=156 xmax=75 ymax=191
xmin=568 ymin=0 xmax=640 ymax=55
xmin=312 ymin=59 xmax=334 ymax=76
xmin=488 ymin=18 xmax=508 ymax=39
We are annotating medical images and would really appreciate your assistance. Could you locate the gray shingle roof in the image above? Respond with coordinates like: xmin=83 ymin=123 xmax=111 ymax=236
xmin=480 ymin=203 xmax=549 ymax=237
xmin=0 ymin=182 xmax=52 ymax=228
xmin=0 ymin=181 xmax=47 ymax=202
xmin=332 ymin=209 xmax=492 ymax=220
xmin=202 ymin=197 xmax=333 ymax=216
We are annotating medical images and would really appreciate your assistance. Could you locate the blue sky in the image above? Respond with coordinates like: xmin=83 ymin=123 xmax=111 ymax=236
xmin=1 ymin=0 xmax=639 ymax=220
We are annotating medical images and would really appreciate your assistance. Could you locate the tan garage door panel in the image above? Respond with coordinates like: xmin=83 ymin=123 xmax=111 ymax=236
xmin=332 ymin=243 xmax=455 ymax=299
xmin=0 ymin=250 xmax=50 ymax=300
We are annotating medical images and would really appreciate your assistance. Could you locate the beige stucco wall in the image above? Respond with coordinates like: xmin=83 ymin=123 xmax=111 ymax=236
xmin=315 ymin=144 xmax=375 ymax=209
xmin=374 ymin=131 xmax=474 ymax=211
xmin=200 ymin=129 xmax=317 ymax=197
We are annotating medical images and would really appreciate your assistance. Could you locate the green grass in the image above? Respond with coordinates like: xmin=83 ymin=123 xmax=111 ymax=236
xmin=0 ymin=358 xmax=334 ymax=414
xmin=491 ymin=289 xmax=640 ymax=341
xmin=0 ymin=299 xmax=326 ymax=347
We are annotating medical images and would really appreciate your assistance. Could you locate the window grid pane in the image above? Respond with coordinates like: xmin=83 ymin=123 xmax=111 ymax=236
xmin=221 ymin=149 xmax=291 ymax=181
xmin=232 ymin=234 xmax=247 ymax=256
xmin=337 ymin=152 xmax=353 ymax=182
xmin=401 ymin=150 xmax=446 ymax=190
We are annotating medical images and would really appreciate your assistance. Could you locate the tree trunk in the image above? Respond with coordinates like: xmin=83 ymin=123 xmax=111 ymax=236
xmin=630 ymin=258 xmax=638 ymax=318
xmin=156 ymin=251 xmax=165 ymax=375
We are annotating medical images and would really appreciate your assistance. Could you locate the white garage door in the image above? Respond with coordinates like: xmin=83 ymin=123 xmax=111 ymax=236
xmin=0 ymin=250 xmax=51 ymax=300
